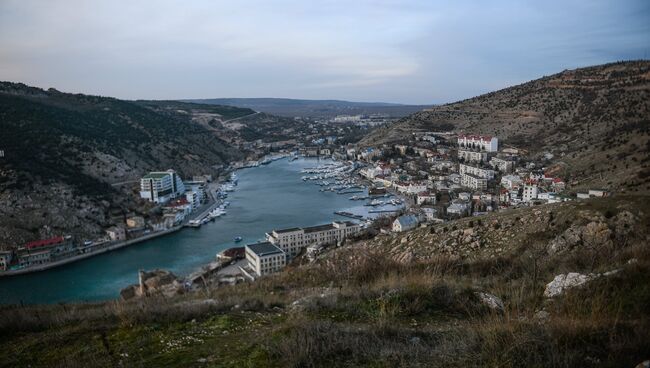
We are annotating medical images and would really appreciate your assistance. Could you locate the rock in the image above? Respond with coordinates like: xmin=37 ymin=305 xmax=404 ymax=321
xmin=475 ymin=291 xmax=504 ymax=312
xmin=547 ymin=221 xmax=612 ymax=254
xmin=534 ymin=310 xmax=550 ymax=322
xmin=582 ymin=221 xmax=613 ymax=248
xmin=635 ymin=360 xmax=650 ymax=368
xmin=547 ymin=224 xmax=583 ymax=254
xmin=544 ymin=272 xmax=595 ymax=297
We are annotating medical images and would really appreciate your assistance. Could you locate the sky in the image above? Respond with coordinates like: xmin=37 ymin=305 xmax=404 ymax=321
xmin=0 ymin=0 xmax=648 ymax=104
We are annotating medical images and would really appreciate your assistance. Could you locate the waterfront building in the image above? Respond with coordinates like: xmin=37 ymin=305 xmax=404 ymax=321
xmin=266 ymin=221 xmax=362 ymax=258
xmin=457 ymin=134 xmax=498 ymax=152
xmin=245 ymin=242 xmax=286 ymax=276
xmin=16 ymin=236 xmax=75 ymax=268
xmin=392 ymin=215 xmax=419 ymax=232
xmin=0 ymin=250 xmax=13 ymax=271
xmin=105 ymin=226 xmax=126 ymax=241
xmin=139 ymin=169 xmax=186 ymax=204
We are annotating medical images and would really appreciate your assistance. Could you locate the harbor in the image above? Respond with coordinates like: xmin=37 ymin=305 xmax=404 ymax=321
xmin=0 ymin=157 xmax=398 ymax=304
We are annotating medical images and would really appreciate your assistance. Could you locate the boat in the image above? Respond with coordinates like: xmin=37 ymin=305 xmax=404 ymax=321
xmin=234 ymin=236 xmax=243 ymax=243
xmin=187 ymin=219 xmax=202 ymax=228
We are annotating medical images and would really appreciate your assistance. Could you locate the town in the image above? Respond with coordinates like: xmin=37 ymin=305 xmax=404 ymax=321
xmin=0 ymin=127 xmax=612 ymax=279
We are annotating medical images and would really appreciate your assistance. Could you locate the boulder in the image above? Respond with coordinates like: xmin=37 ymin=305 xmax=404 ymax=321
xmin=544 ymin=272 xmax=595 ymax=297
xmin=475 ymin=291 xmax=504 ymax=312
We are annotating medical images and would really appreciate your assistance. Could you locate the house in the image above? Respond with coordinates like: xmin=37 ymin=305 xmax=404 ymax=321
xmin=139 ymin=169 xmax=186 ymax=204
xmin=421 ymin=207 xmax=438 ymax=222
xmin=392 ymin=215 xmax=419 ymax=232
xmin=447 ymin=202 xmax=469 ymax=216
xmin=245 ymin=242 xmax=286 ymax=277
xmin=551 ymin=178 xmax=566 ymax=191
xmin=416 ymin=191 xmax=436 ymax=205
xmin=105 ymin=226 xmax=126 ymax=241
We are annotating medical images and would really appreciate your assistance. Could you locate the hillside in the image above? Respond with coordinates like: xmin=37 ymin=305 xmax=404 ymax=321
xmin=362 ymin=61 xmax=650 ymax=192
xmin=1 ymin=195 xmax=648 ymax=367
xmin=185 ymin=97 xmax=429 ymax=118
xmin=0 ymin=83 xmax=247 ymax=247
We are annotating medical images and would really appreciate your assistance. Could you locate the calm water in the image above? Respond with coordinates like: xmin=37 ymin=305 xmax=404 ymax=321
xmin=0 ymin=158 xmax=381 ymax=305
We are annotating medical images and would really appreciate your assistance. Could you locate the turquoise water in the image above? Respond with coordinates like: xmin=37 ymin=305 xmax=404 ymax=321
xmin=0 ymin=158 xmax=378 ymax=305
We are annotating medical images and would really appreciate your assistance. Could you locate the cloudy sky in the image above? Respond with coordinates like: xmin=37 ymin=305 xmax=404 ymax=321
xmin=0 ymin=0 xmax=648 ymax=104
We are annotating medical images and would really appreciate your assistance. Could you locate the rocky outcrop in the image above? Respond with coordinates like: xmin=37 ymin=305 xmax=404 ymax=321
xmin=120 ymin=269 xmax=184 ymax=301
xmin=547 ymin=221 xmax=612 ymax=255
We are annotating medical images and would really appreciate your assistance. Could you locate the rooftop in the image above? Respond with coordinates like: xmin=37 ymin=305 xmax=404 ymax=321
xmin=246 ymin=242 xmax=284 ymax=257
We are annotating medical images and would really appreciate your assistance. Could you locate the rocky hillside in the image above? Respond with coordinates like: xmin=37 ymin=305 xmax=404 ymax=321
xmin=0 ymin=83 xmax=248 ymax=247
xmin=363 ymin=61 xmax=650 ymax=192
xmin=1 ymin=195 xmax=648 ymax=367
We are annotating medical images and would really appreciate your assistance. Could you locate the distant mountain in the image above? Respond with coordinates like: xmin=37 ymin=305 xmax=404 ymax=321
xmin=0 ymin=83 xmax=251 ymax=246
xmin=184 ymin=97 xmax=430 ymax=118
xmin=363 ymin=61 xmax=650 ymax=192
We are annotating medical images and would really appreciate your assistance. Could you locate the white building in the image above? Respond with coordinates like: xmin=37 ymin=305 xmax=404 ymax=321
xmin=266 ymin=221 xmax=361 ymax=258
xmin=140 ymin=170 xmax=186 ymax=204
xmin=393 ymin=181 xmax=428 ymax=194
xmin=458 ymin=134 xmax=498 ymax=152
xmin=459 ymin=164 xmax=495 ymax=180
xmin=523 ymin=184 xmax=539 ymax=202
xmin=461 ymin=173 xmax=487 ymax=190
xmin=416 ymin=191 xmax=436 ymax=205
xmin=501 ymin=175 xmax=523 ymax=189
xmin=245 ymin=242 xmax=286 ymax=276
xmin=392 ymin=215 xmax=419 ymax=232
xmin=447 ymin=202 xmax=469 ymax=216
xmin=458 ymin=149 xmax=488 ymax=163
xmin=489 ymin=157 xmax=515 ymax=173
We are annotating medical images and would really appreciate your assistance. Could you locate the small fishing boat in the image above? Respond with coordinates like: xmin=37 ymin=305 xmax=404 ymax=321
xmin=234 ymin=236 xmax=243 ymax=243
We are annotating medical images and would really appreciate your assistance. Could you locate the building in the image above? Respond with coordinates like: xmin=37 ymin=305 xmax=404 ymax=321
xmin=245 ymin=242 xmax=286 ymax=277
xmin=105 ymin=226 xmax=126 ymax=241
xmin=501 ymin=175 xmax=523 ymax=189
xmin=416 ymin=191 xmax=437 ymax=205
xmin=461 ymin=173 xmax=487 ymax=190
xmin=489 ymin=157 xmax=515 ymax=173
xmin=523 ymin=184 xmax=539 ymax=202
xmin=588 ymin=189 xmax=609 ymax=197
xmin=458 ymin=134 xmax=498 ymax=152
xmin=139 ymin=170 xmax=186 ymax=204
xmin=459 ymin=164 xmax=495 ymax=179
xmin=126 ymin=216 xmax=146 ymax=229
xmin=393 ymin=215 xmax=419 ymax=232
xmin=393 ymin=181 xmax=428 ymax=194
xmin=447 ymin=202 xmax=469 ymax=216
xmin=0 ymin=250 xmax=13 ymax=271
xmin=267 ymin=221 xmax=362 ymax=258
xmin=458 ymin=149 xmax=488 ymax=163
xmin=17 ymin=236 xmax=75 ymax=268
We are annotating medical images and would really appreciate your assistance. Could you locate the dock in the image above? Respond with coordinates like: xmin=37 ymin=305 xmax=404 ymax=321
xmin=334 ymin=211 xmax=364 ymax=219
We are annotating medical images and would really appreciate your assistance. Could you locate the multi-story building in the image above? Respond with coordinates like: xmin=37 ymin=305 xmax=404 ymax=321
xmin=266 ymin=221 xmax=362 ymax=258
xmin=458 ymin=149 xmax=488 ymax=163
xmin=459 ymin=164 xmax=495 ymax=180
xmin=245 ymin=242 xmax=286 ymax=276
xmin=458 ymin=134 xmax=498 ymax=152
xmin=139 ymin=170 xmax=186 ymax=204
xmin=461 ymin=173 xmax=487 ymax=190
xmin=489 ymin=157 xmax=515 ymax=173
xmin=16 ymin=236 xmax=75 ymax=268
xmin=523 ymin=184 xmax=539 ymax=202
xmin=393 ymin=181 xmax=428 ymax=194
